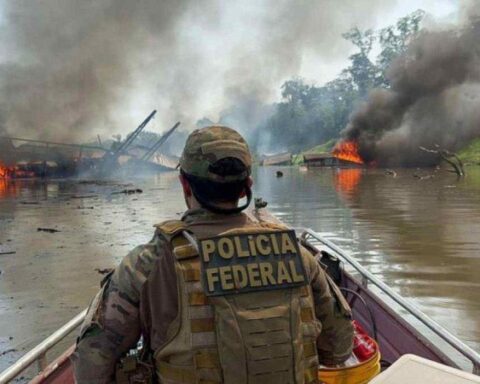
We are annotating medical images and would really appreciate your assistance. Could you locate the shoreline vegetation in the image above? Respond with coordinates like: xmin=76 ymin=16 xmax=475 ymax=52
xmin=287 ymin=137 xmax=480 ymax=167
xmin=458 ymin=138 xmax=480 ymax=165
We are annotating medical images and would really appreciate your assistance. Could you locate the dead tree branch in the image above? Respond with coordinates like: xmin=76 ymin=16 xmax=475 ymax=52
xmin=419 ymin=145 xmax=465 ymax=177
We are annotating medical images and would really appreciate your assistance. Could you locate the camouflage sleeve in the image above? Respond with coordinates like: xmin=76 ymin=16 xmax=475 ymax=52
xmin=301 ymin=247 xmax=354 ymax=366
xmin=72 ymin=236 xmax=167 ymax=383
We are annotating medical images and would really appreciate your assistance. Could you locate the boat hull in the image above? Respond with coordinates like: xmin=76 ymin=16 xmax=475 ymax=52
xmin=341 ymin=270 xmax=456 ymax=368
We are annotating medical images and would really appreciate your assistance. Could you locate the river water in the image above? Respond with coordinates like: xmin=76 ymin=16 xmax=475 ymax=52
xmin=1 ymin=166 xmax=479 ymax=376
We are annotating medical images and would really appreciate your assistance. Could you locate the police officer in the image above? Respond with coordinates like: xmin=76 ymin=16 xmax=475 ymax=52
xmin=72 ymin=126 xmax=354 ymax=384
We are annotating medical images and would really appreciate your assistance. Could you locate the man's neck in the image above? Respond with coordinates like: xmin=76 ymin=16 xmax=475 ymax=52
xmin=188 ymin=196 xmax=238 ymax=210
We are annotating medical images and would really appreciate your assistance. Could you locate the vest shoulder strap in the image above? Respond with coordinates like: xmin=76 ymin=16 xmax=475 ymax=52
xmin=218 ymin=221 xmax=288 ymax=236
xmin=258 ymin=221 xmax=289 ymax=231
xmin=154 ymin=220 xmax=199 ymax=261
xmin=154 ymin=220 xmax=187 ymax=238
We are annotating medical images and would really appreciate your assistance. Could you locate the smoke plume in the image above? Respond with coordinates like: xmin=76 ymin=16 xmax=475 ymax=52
xmin=0 ymin=1 xmax=394 ymax=144
xmin=344 ymin=6 xmax=480 ymax=166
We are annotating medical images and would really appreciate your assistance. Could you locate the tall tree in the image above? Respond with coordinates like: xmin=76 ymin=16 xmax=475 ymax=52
xmin=342 ymin=28 xmax=380 ymax=95
xmin=377 ymin=10 xmax=425 ymax=86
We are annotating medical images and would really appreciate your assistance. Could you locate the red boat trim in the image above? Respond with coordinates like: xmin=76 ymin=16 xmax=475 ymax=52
xmin=29 ymin=345 xmax=75 ymax=384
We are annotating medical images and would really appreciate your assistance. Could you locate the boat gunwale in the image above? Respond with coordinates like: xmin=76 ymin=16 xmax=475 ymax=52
xmin=302 ymin=229 xmax=480 ymax=375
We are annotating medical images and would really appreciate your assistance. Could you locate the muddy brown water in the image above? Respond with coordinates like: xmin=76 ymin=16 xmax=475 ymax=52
xmin=1 ymin=166 xmax=479 ymax=378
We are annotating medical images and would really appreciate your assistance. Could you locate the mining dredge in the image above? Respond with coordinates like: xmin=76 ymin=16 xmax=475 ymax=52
xmin=0 ymin=110 xmax=180 ymax=179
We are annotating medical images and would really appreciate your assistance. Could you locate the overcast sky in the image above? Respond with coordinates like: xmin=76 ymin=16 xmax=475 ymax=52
xmin=0 ymin=1 xmax=461 ymax=140
xmin=300 ymin=0 xmax=458 ymax=85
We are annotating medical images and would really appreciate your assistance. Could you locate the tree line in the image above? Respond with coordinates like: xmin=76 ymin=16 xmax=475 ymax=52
xmin=230 ymin=10 xmax=425 ymax=154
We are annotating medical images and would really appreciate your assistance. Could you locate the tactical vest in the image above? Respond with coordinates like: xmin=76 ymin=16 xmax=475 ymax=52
xmin=152 ymin=219 xmax=321 ymax=384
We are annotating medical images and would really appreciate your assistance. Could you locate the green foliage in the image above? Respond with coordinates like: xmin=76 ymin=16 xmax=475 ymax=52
xmin=458 ymin=138 xmax=480 ymax=164
xmin=201 ymin=11 xmax=425 ymax=156
xmin=377 ymin=9 xmax=425 ymax=86
xmin=304 ymin=139 xmax=337 ymax=154
xmin=259 ymin=73 xmax=358 ymax=153
xmin=342 ymin=28 xmax=380 ymax=95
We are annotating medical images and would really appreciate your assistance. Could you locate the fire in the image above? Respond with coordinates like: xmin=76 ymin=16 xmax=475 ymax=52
xmin=0 ymin=162 xmax=14 ymax=179
xmin=332 ymin=140 xmax=364 ymax=164
xmin=0 ymin=162 xmax=36 ymax=179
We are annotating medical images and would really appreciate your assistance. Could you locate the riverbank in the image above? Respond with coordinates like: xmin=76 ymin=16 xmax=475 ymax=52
xmin=288 ymin=137 xmax=480 ymax=166
xmin=459 ymin=138 xmax=480 ymax=165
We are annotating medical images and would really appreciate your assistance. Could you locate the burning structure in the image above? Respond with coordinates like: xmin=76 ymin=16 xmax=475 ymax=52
xmin=0 ymin=111 xmax=180 ymax=180
xmin=303 ymin=141 xmax=364 ymax=168
xmin=341 ymin=9 xmax=480 ymax=167
xmin=0 ymin=136 xmax=106 ymax=179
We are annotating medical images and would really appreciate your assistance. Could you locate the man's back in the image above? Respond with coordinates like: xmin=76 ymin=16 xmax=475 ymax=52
xmin=73 ymin=209 xmax=353 ymax=383
xmin=72 ymin=125 xmax=353 ymax=383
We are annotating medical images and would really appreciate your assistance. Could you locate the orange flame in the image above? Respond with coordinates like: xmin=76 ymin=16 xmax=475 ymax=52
xmin=0 ymin=162 xmax=37 ymax=179
xmin=332 ymin=140 xmax=364 ymax=164
xmin=0 ymin=178 xmax=21 ymax=198
xmin=0 ymin=162 xmax=14 ymax=179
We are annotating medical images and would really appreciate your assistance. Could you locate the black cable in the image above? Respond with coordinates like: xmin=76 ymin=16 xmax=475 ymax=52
xmin=340 ymin=287 xmax=378 ymax=341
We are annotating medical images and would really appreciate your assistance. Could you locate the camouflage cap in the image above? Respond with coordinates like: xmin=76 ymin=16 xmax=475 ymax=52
xmin=179 ymin=126 xmax=252 ymax=182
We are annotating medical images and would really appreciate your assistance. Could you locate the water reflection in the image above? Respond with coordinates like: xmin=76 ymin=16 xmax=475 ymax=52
xmin=333 ymin=168 xmax=363 ymax=198
xmin=0 ymin=179 xmax=20 ymax=199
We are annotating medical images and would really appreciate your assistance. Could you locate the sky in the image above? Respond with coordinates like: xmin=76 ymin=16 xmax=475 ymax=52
xmin=299 ymin=0 xmax=458 ymax=86
xmin=0 ymin=0 xmax=461 ymax=140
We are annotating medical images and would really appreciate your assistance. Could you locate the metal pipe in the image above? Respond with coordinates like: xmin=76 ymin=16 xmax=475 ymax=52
xmin=141 ymin=121 xmax=180 ymax=161
xmin=0 ymin=309 xmax=87 ymax=384
xmin=113 ymin=110 xmax=157 ymax=156
xmin=303 ymin=229 xmax=480 ymax=374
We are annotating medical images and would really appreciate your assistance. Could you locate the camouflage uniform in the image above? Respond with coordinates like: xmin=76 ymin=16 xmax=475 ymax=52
xmin=72 ymin=126 xmax=354 ymax=384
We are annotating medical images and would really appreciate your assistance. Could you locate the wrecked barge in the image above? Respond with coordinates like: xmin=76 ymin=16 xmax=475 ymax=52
xmin=304 ymin=140 xmax=365 ymax=168
xmin=0 ymin=111 xmax=180 ymax=180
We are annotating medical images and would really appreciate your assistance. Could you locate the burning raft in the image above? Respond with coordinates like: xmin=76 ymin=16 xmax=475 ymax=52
xmin=303 ymin=141 xmax=364 ymax=168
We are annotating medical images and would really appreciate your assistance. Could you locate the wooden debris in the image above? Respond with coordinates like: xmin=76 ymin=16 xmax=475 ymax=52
xmin=37 ymin=227 xmax=61 ymax=233
xmin=0 ymin=251 xmax=16 ymax=255
xmin=95 ymin=268 xmax=113 ymax=275
xmin=70 ymin=195 xmax=98 ymax=199
xmin=385 ymin=169 xmax=397 ymax=177
xmin=111 ymin=188 xmax=143 ymax=195
xmin=413 ymin=173 xmax=435 ymax=180
xmin=0 ymin=348 xmax=16 ymax=357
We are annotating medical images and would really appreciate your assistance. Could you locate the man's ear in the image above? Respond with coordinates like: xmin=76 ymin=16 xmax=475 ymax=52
xmin=239 ymin=176 xmax=253 ymax=198
xmin=179 ymin=173 xmax=192 ymax=197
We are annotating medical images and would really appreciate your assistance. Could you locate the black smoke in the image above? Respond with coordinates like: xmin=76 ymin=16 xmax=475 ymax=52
xmin=344 ymin=8 xmax=480 ymax=166
xmin=0 ymin=1 xmax=395 ymax=144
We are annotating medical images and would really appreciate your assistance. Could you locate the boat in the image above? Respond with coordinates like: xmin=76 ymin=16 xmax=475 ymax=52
xmin=1 ymin=211 xmax=479 ymax=383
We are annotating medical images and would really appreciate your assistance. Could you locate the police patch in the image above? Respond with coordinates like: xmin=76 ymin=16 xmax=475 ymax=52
xmin=199 ymin=230 xmax=307 ymax=296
